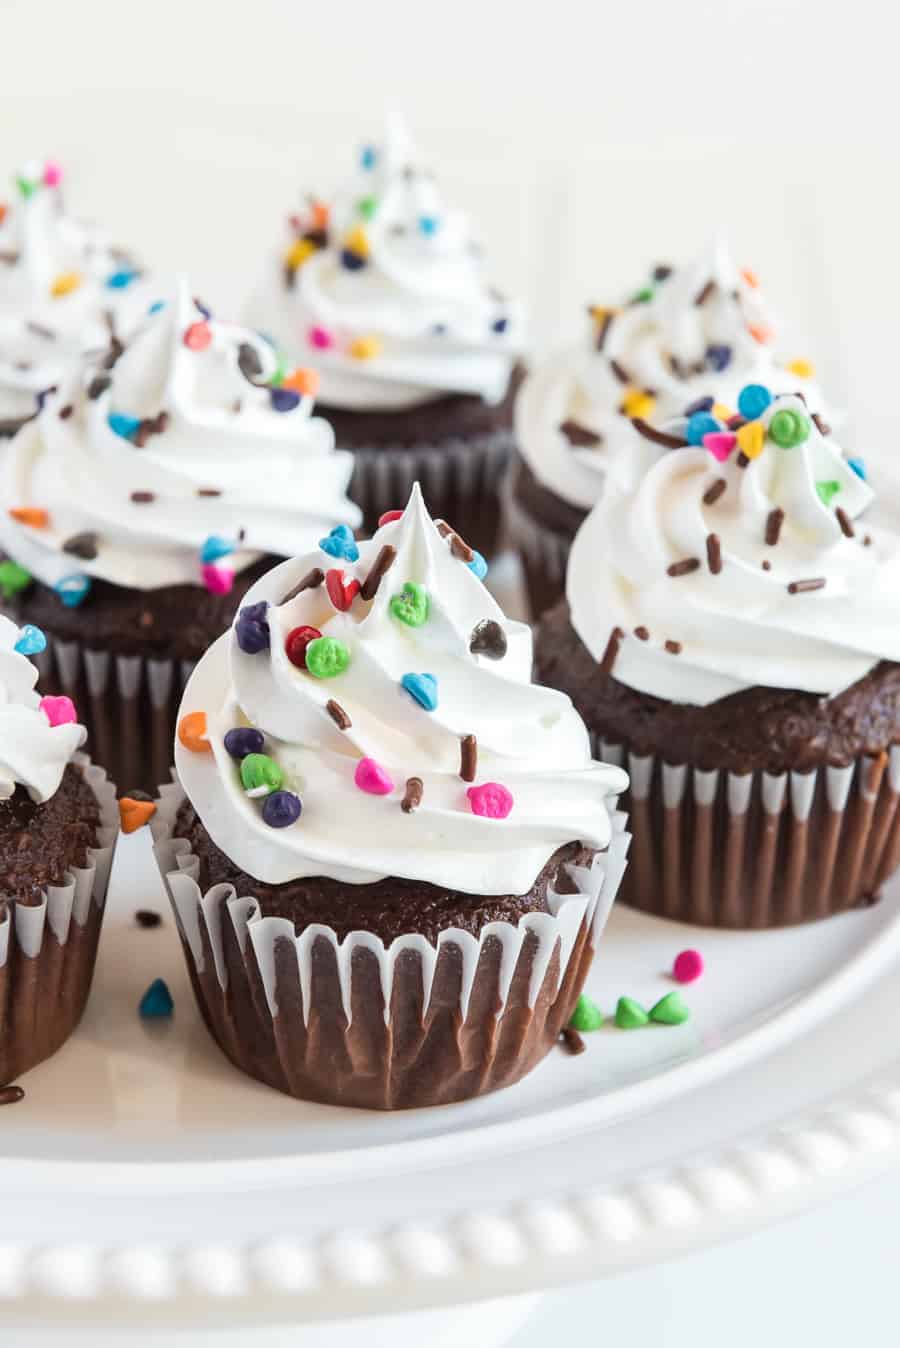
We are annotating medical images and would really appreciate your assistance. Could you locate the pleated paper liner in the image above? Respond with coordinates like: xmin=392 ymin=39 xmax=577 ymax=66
xmin=151 ymin=779 xmax=630 ymax=1110
xmin=347 ymin=426 xmax=515 ymax=558
xmin=499 ymin=463 xmax=573 ymax=620
xmin=0 ymin=753 xmax=118 ymax=1084
xmin=26 ymin=639 xmax=195 ymax=798
xmin=592 ymin=736 xmax=900 ymax=929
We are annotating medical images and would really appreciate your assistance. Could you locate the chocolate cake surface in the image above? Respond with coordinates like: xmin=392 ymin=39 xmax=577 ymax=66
xmin=509 ymin=453 xmax=589 ymax=541
xmin=0 ymin=763 xmax=100 ymax=906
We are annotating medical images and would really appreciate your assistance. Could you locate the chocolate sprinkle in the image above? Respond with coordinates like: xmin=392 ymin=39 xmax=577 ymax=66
xmin=599 ymin=626 xmax=624 ymax=675
xmin=667 ymin=557 xmax=700 ymax=577
xmin=762 ymin=559 xmax=772 ymax=571
xmin=631 ymin=417 xmax=687 ymax=449
xmin=135 ymin=909 xmax=162 ymax=929
xmin=559 ymin=419 xmax=603 ymax=448
xmin=87 ymin=374 xmax=111 ymax=400
xmin=703 ymin=478 xmax=727 ymax=506
xmin=560 ymin=1027 xmax=586 ymax=1056
xmin=665 ymin=639 xmax=683 ymax=654
xmin=460 ymin=734 xmax=478 ymax=783
xmin=58 ymin=403 xmax=73 ymax=420
xmin=787 ymin=577 xmax=826 ymax=594
xmin=131 ymin=490 xmax=156 ymax=503
xmin=836 ymin=506 xmax=855 ymax=538
xmin=281 ymin=567 xmax=324 ymax=603
xmin=765 ymin=508 xmax=785 ymax=546
xmin=0 ymin=1086 xmax=25 ymax=1106
xmin=197 ymin=487 xmax=222 ymax=497
xmin=812 ymin=412 xmax=832 ymax=438
xmin=864 ymin=534 xmax=873 ymax=547
xmin=609 ymin=358 xmax=631 ymax=385
xmin=359 ymin=544 xmax=397 ymax=601
xmin=448 ymin=531 xmax=474 ymax=564
xmin=26 ymin=320 xmax=56 ymax=341
xmin=62 ymin=531 xmax=99 ymax=560
xmin=634 ymin=625 xmax=650 ymax=641
xmin=694 ymin=278 xmax=717 ymax=306
xmin=594 ymin=312 xmax=614 ymax=351
xmin=706 ymin=533 xmax=722 ymax=574
xmin=736 ymin=452 xmax=750 ymax=469
xmin=469 ymin=619 xmax=507 ymax=660
xmin=326 ymin=699 xmax=351 ymax=730
xmin=401 ymin=776 xmax=423 ymax=813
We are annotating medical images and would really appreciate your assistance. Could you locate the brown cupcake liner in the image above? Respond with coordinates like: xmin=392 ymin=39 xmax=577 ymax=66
xmin=499 ymin=462 xmax=574 ymax=619
xmin=24 ymin=638 xmax=195 ymax=798
xmin=151 ymin=778 xmax=630 ymax=1110
xmin=347 ymin=425 xmax=516 ymax=557
xmin=0 ymin=753 xmax=118 ymax=1084
xmin=590 ymin=735 xmax=900 ymax=929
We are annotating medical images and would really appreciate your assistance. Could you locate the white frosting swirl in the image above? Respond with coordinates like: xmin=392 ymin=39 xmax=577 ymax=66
xmin=246 ymin=117 xmax=524 ymax=411
xmin=0 ymin=161 xmax=149 ymax=424
xmin=176 ymin=484 xmax=627 ymax=893
xmin=0 ymin=614 xmax=85 ymax=801
xmin=568 ymin=394 xmax=900 ymax=704
xmin=0 ymin=278 xmax=361 ymax=592
xmin=517 ymin=240 xmax=829 ymax=511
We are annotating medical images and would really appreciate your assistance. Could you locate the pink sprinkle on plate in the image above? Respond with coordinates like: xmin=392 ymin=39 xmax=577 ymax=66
xmin=673 ymin=949 xmax=704 ymax=984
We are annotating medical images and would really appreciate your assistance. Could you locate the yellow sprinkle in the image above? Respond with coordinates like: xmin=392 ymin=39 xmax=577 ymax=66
xmin=344 ymin=224 xmax=370 ymax=259
xmin=736 ymin=420 xmax=765 ymax=460
xmin=786 ymin=358 xmax=815 ymax=378
xmin=712 ymin=403 xmax=733 ymax=422
xmin=589 ymin=305 xmax=619 ymax=323
xmin=621 ymin=388 xmax=656 ymax=420
xmin=285 ymin=238 xmax=316 ymax=270
xmin=50 ymin=271 xmax=82 ymax=298
xmin=349 ymin=335 xmax=383 ymax=361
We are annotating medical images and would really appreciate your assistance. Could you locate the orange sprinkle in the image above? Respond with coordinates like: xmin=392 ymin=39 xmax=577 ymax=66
xmin=178 ymin=711 xmax=211 ymax=754
xmin=283 ymin=367 xmax=321 ymax=397
xmin=741 ymin=267 xmax=759 ymax=289
xmin=119 ymin=797 xmax=157 ymax=834
xmin=748 ymin=322 xmax=774 ymax=345
xmin=311 ymin=200 xmax=330 ymax=230
xmin=9 ymin=507 xmax=49 ymax=528
xmin=0 ymin=204 xmax=6 ymax=224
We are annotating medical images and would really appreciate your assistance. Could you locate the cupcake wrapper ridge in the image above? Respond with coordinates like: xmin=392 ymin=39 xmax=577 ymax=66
xmin=500 ymin=462 xmax=573 ymax=618
xmin=152 ymin=776 xmax=630 ymax=1110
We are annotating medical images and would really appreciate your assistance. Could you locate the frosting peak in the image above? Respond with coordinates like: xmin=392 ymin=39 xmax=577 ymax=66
xmin=0 ymin=614 xmax=85 ymax=802
xmin=176 ymin=484 xmax=627 ymax=893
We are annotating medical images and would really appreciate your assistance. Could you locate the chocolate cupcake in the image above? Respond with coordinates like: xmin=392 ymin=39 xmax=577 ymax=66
xmin=506 ymin=241 xmax=829 ymax=617
xmin=152 ymin=484 xmax=628 ymax=1109
xmin=534 ymin=387 xmax=900 ymax=928
xmin=0 ymin=158 xmax=148 ymax=438
xmin=245 ymin=117 xmax=526 ymax=556
xmin=0 ymin=614 xmax=117 ymax=1086
xmin=0 ymin=278 xmax=361 ymax=793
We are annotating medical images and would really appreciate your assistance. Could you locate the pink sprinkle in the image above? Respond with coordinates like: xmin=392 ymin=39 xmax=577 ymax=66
xmin=40 ymin=694 xmax=77 ymax=727
xmin=354 ymin=757 xmax=394 ymax=796
xmin=673 ymin=948 xmax=704 ymax=984
xmin=702 ymin=431 xmax=737 ymax=462
xmin=378 ymin=509 xmax=403 ymax=527
xmin=467 ymin=782 xmax=514 ymax=819
xmin=309 ymin=326 xmax=334 ymax=350
xmin=202 ymin=563 xmax=234 ymax=595
xmin=43 ymin=161 xmax=62 ymax=187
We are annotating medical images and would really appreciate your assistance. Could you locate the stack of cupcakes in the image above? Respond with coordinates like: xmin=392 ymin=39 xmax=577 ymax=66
xmin=152 ymin=486 xmax=629 ymax=1108
xmin=246 ymin=117 xmax=526 ymax=556
xmin=506 ymin=241 xmax=829 ymax=616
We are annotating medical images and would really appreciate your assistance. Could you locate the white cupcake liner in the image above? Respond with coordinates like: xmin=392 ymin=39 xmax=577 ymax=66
xmin=0 ymin=751 xmax=119 ymax=1082
xmin=591 ymin=735 xmax=900 ymax=928
xmin=151 ymin=776 xmax=630 ymax=1109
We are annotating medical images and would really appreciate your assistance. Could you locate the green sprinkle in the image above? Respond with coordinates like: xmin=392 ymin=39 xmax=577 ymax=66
xmin=0 ymin=559 xmax=33 ymax=599
xmin=569 ymin=994 xmax=604 ymax=1032
xmin=768 ymin=408 xmax=810 ymax=449
xmin=15 ymin=176 xmax=37 ymax=200
xmin=630 ymin=286 xmax=654 ymax=304
xmin=305 ymin=636 xmax=350 ymax=679
xmin=649 ymin=991 xmax=690 ymax=1025
xmin=240 ymin=753 xmax=284 ymax=795
xmin=816 ymin=480 xmax=841 ymax=506
xmin=357 ymin=196 xmax=378 ymax=220
xmin=615 ymin=996 xmax=650 ymax=1029
xmin=268 ymin=352 xmax=288 ymax=388
xmin=389 ymin=581 xmax=430 ymax=628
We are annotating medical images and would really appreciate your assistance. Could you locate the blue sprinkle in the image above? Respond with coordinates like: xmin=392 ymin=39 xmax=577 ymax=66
xmin=200 ymin=535 xmax=236 ymax=564
xmin=147 ymin=300 xmax=166 ymax=315
xmin=419 ymin=215 xmax=440 ymax=236
xmin=106 ymin=269 xmax=138 ymax=289
xmin=468 ymin=550 xmax=488 ymax=581
xmin=319 ymin=525 xmax=359 ymax=562
xmin=340 ymin=249 xmax=368 ymax=272
xmin=224 ymin=726 xmax=265 ymax=759
xmin=270 ymin=387 xmax=301 ymax=413
xmin=14 ymin=624 xmax=46 ymax=656
xmin=684 ymin=396 xmax=715 ymax=416
xmin=360 ymin=145 xmax=377 ymax=170
xmin=848 ymin=457 xmax=867 ymax=481
xmin=262 ymin=790 xmax=302 ymax=828
xmin=107 ymin=412 xmax=141 ymax=441
xmin=193 ymin=298 xmax=212 ymax=320
xmin=139 ymin=978 xmax=174 ymax=1020
xmin=55 ymin=574 xmax=91 ymax=608
xmin=705 ymin=344 xmax=732 ymax=372
xmin=737 ymin=383 xmax=773 ymax=421
xmin=432 ymin=322 xmax=448 ymax=336
xmin=401 ymin=671 xmax=439 ymax=711
xmin=35 ymin=386 xmax=56 ymax=411
xmin=491 ymin=317 xmax=509 ymax=335
xmin=686 ymin=412 xmax=723 ymax=446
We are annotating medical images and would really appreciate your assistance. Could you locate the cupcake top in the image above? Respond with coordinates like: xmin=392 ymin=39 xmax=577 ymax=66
xmin=247 ymin=116 xmax=525 ymax=412
xmin=567 ymin=387 xmax=900 ymax=705
xmin=0 ymin=159 xmax=147 ymax=427
xmin=516 ymin=240 xmax=828 ymax=512
xmin=0 ymin=278 xmax=361 ymax=600
xmin=175 ymin=484 xmax=627 ymax=893
xmin=0 ymin=614 xmax=85 ymax=802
